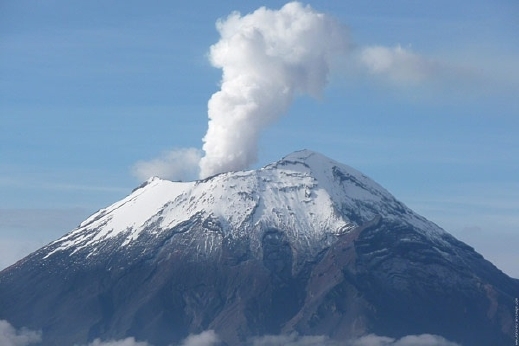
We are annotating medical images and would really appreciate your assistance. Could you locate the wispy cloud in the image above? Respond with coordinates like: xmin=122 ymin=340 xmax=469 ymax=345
xmin=359 ymin=45 xmax=439 ymax=85
xmin=353 ymin=43 xmax=488 ymax=96
xmin=132 ymin=148 xmax=202 ymax=181
xmin=0 ymin=320 xmax=41 ymax=346
xmin=350 ymin=333 xmax=460 ymax=346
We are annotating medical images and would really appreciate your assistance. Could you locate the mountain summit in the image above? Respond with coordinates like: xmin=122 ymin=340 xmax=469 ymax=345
xmin=0 ymin=150 xmax=517 ymax=345
xmin=42 ymin=149 xmax=444 ymax=267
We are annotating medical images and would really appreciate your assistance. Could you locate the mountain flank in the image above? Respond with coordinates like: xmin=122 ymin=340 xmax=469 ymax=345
xmin=0 ymin=150 xmax=516 ymax=345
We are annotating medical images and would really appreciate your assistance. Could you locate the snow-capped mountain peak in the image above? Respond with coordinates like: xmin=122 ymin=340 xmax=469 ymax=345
xmin=44 ymin=150 xmax=444 ymax=263
xmin=3 ymin=150 xmax=517 ymax=346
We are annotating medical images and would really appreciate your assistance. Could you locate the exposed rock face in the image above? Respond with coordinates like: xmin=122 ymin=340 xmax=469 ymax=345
xmin=0 ymin=150 xmax=517 ymax=345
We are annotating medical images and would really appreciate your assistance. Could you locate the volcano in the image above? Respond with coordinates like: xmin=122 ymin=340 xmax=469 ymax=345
xmin=0 ymin=150 xmax=516 ymax=345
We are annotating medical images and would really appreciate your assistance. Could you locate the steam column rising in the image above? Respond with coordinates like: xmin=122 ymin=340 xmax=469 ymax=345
xmin=199 ymin=2 xmax=349 ymax=178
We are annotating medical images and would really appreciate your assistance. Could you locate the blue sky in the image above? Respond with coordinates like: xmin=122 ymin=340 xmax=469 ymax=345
xmin=1 ymin=1 xmax=518 ymax=276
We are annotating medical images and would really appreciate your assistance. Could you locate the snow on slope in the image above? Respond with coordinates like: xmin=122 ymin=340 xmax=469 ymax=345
xmin=44 ymin=150 xmax=446 ymax=259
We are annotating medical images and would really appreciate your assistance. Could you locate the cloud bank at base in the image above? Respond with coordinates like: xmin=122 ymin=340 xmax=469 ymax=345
xmin=85 ymin=337 xmax=151 ymax=346
xmin=83 ymin=332 xmax=461 ymax=346
xmin=249 ymin=332 xmax=460 ymax=346
xmin=349 ymin=333 xmax=460 ymax=346
xmin=0 ymin=320 xmax=41 ymax=346
xmin=0 ymin=321 xmax=462 ymax=346
xmin=178 ymin=330 xmax=220 ymax=346
xmin=83 ymin=330 xmax=218 ymax=346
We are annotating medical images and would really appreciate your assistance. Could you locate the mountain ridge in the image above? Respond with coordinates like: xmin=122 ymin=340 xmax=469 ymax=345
xmin=0 ymin=149 xmax=516 ymax=345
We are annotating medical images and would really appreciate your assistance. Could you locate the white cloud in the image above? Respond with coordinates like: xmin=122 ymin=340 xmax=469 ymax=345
xmin=249 ymin=333 xmax=460 ymax=346
xmin=179 ymin=330 xmax=220 ymax=346
xmin=84 ymin=337 xmax=151 ymax=346
xmin=0 ymin=323 xmax=463 ymax=346
xmin=81 ymin=331 xmax=220 ymax=346
xmin=249 ymin=332 xmax=337 ymax=346
xmin=349 ymin=334 xmax=395 ymax=346
xmin=350 ymin=333 xmax=460 ymax=346
xmin=393 ymin=334 xmax=460 ymax=346
xmin=0 ymin=320 xmax=41 ymax=346
xmin=132 ymin=148 xmax=202 ymax=182
xmin=359 ymin=45 xmax=439 ymax=85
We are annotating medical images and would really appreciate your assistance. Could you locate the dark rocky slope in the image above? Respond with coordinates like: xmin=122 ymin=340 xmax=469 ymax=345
xmin=0 ymin=150 xmax=516 ymax=345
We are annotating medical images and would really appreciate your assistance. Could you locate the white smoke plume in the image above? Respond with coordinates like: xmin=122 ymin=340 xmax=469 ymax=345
xmin=198 ymin=1 xmax=349 ymax=178
xmin=0 ymin=320 xmax=42 ymax=346
xmin=132 ymin=2 xmax=457 ymax=182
